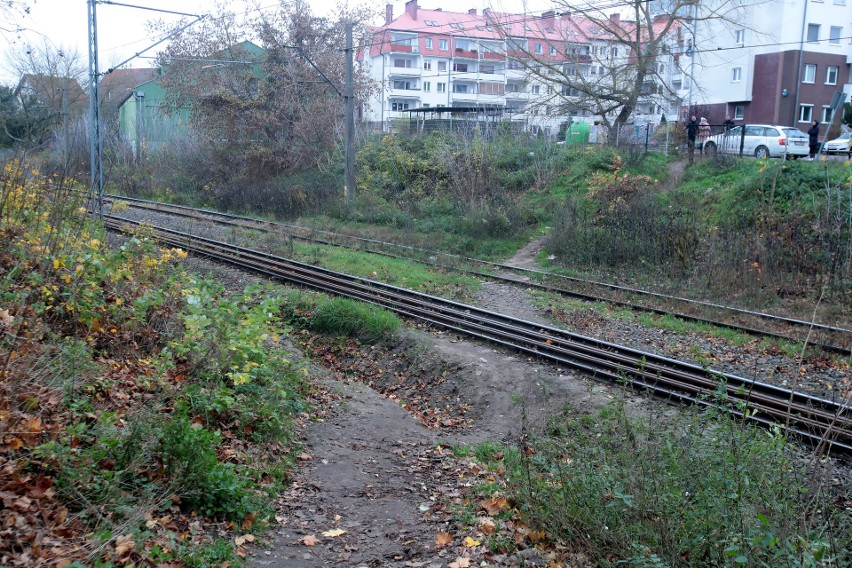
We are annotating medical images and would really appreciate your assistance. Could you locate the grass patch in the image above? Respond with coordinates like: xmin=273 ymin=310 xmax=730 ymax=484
xmin=272 ymin=239 xmax=482 ymax=300
xmin=309 ymin=297 xmax=401 ymax=343
xmin=460 ymin=400 xmax=850 ymax=567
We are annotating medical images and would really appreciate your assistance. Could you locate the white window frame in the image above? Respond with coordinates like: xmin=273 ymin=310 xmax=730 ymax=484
xmin=798 ymin=104 xmax=813 ymax=123
xmin=425 ymin=38 xmax=433 ymax=50
xmin=733 ymin=105 xmax=744 ymax=120
xmin=803 ymin=64 xmax=816 ymax=83
xmin=734 ymin=29 xmax=745 ymax=45
xmin=828 ymin=26 xmax=842 ymax=44
xmin=826 ymin=66 xmax=838 ymax=84
xmin=423 ymin=60 xmax=432 ymax=71
xmin=439 ymin=39 xmax=448 ymax=50
xmin=731 ymin=67 xmax=742 ymax=82
xmin=437 ymin=61 xmax=447 ymax=71
xmin=822 ymin=106 xmax=832 ymax=123
xmin=534 ymin=43 xmax=543 ymax=54
xmin=423 ymin=81 xmax=431 ymax=92
xmin=436 ymin=82 xmax=446 ymax=93
xmin=531 ymin=84 xmax=540 ymax=94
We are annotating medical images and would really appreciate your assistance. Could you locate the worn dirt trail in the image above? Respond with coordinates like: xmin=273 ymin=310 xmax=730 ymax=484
xmin=249 ymin=241 xmax=655 ymax=567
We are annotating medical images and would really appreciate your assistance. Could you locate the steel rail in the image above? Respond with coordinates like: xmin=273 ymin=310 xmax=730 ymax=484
xmin=104 ymin=215 xmax=852 ymax=454
xmin=105 ymin=194 xmax=852 ymax=353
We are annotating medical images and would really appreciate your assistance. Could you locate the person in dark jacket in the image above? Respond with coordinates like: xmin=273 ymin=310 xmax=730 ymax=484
xmin=686 ymin=115 xmax=699 ymax=163
xmin=807 ymin=119 xmax=820 ymax=159
xmin=723 ymin=115 xmax=736 ymax=131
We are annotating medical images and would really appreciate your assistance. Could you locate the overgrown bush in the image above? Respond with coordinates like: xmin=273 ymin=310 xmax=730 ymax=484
xmin=0 ymin=164 xmax=308 ymax=563
xmin=498 ymin=400 xmax=850 ymax=567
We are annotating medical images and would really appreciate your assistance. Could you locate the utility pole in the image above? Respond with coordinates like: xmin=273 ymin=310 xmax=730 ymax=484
xmin=87 ymin=0 xmax=104 ymax=216
xmin=344 ymin=22 xmax=356 ymax=205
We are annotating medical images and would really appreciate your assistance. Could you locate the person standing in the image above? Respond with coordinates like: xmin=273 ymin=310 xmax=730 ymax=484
xmin=698 ymin=117 xmax=711 ymax=153
xmin=807 ymin=119 xmax=820 ymax=160
xmin=723 ymin=114 xmax=736 ymax=131
xmin=686 ymin=115 xmax=699 ymax=163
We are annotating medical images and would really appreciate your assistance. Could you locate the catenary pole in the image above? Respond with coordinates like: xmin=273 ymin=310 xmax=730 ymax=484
xmin=344 ymin=22 xmax=356 ymax=204
xmin=87 ymin=0 xmax=104 ymax=216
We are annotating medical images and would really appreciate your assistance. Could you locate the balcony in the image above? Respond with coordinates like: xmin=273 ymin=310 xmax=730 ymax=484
xmin=389 ymin=86 xmax=421 ymax=97
xmin=388 ymin=67 xmax=420 ymax=77
xmin=454 ymin=48 xmax=480 ymax=59
xmin=482 ymin=52 xmax=506 ymax=61
xmin=389 ymin=43 xmax=416 ymax=53
xmin=451 ymin=91 xmax=478 ymax=102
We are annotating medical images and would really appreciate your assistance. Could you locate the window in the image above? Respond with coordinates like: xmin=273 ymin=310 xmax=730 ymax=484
xmin=803 ymin=64 xmax=816 ymax=83
xmin=826 ymin=65 xmax=838 ymax=84
xmin=392 ymin=80 xmax=415 ymax=90
xmin=423 ymin=81 xmax=431 ymax=92
xmin=807 ymin=23 xmax=820 ymax=43
xmin=480 ymin=64 xmax=495 ymax=74
xmin=535 ymin=43 xmax=543 ymax=54
xmin=453 ymin=62 xmax=468 ymax=72
xmin=437 ymin=82 xmax=446 ymax=93
xmin=612 ymin=47 xmax=619 ymax=58
xmin=452 ymin=84 xmax=469 ymax=93
xmin=393 ymin=58 xmax=413 ymax=68
xmin=545 ymin=105 xmax=552 ymax=116
xmin=423 ymin=103 xmax=430 ymax=108
xmin=531 ymin=84 xmax=540 ymax=94
xmin=735 ymin=29 xmax=745 ymax=45
xmin=391 ymin=101 xmax=410 ymax=111
xmin=731 ymin=67 xmax=742 ymax=82
xmin=439 ymin=39 xmax=448 ymax=50
xmin=437 ymin=61 xmax=447 ymax=71
xmin=822 ymin=106 xmax=832 ymax=123
xmin=829 ymin=26 xmax=842 ymax=44
xmin=733 ymin=105 xmax=744 ymax=120
xmin=550 ymin=46 xmax=557 ymax=55
xmin=799 ymin=104 xmax=813 ymax=122
xmin=423 ymin=60 xmax=432 ymax=70
xmin=425 ymin=38 xmax=433 ymax=50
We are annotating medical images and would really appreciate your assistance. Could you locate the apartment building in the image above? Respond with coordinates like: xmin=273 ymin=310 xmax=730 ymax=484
xmin=359 ymin=0 xmax=682 ymax=135
xmin=360 ymin=0 xmax=850 ymax=135
xmin=681 ymin=0 xmax=851 ymax=128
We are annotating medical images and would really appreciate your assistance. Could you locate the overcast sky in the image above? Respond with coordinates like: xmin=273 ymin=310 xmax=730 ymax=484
xmin=1 ymin=0 xmax=555 ymax=85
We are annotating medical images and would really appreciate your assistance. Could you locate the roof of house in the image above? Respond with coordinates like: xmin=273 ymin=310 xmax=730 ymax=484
xmin=15 ymin=73 xmax=87 ymax=111
xmin=363 ymin=3 xmax=677 ymax=60
xmin=99 ymin=67 xmax=160 ymax=108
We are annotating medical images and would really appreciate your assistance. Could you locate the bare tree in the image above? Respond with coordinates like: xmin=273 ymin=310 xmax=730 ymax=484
xmin=0 ymin=0 xmax=30 ymax=43
xmin=151 ymin=0 xmax=375 ymax=181
xmin=488 ymin=0 xmax=755 ymax=128
xmin=2 ymin=39 xmax=87 ymax=148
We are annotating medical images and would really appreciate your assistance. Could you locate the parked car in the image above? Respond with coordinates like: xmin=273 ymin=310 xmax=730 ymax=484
xmin=702 ymin=124 xmax=809 ymax=159
xmin=823 ymin=132 xmax=852 ymax=154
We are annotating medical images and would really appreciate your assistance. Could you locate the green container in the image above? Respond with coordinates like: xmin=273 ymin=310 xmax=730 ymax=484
xmin=565 ymin=121 xmax=590 ymax=144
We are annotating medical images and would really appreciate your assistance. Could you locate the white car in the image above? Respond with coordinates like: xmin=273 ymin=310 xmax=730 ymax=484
xmin=702 ymin=124 xmax=809 ymax=159
xmin=823 ymin=132 xmax=852 ymax=154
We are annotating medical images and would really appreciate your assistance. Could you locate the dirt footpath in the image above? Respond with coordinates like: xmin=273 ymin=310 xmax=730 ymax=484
xmin=251 ymin=325 xmax=652 ymax=567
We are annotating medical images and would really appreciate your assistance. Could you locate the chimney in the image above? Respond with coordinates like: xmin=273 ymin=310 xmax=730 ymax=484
xmin=405 ymin=0 xmax=418 ymax=19
xmin=561 ymin=12 xmax=571 ymax=20
xmin=541 ymin=10 xmax=556 ymax=28
xmin=468 ymin=8 xmax=477 ymax=15
xmin=609 ymin=13 xmax=620 ymax=24
xmin=385 ymin=3 xmax=393 ymax=24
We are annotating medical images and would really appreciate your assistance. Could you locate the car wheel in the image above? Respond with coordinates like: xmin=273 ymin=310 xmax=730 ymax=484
xmin=755 ymin=146 xmax=769 ymax=159
xmin=704 ymin=141 xmax=717 ymax=155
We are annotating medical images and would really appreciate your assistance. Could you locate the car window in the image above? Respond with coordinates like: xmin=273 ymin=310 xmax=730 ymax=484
xmin=765 ymin=127 xmax=782 ymax=137
xmin=783 ymin=128 xmax=806 ymax=138
xmin=744 ymin=126 xmax=764 ymax=137
xmin=726 ymin=126 xmax=742 ymax=136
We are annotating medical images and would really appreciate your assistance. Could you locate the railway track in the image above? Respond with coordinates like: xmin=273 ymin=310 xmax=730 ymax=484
xmin=104 ymin=214 xmax=852 ymax=455
xmin=107 ymin=194 xmax=852 ymax=355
